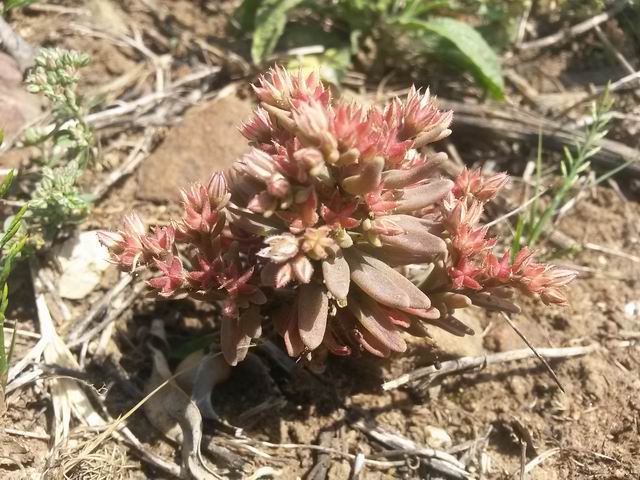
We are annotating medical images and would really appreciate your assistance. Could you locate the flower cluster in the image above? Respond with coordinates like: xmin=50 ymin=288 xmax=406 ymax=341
xmin=439 ymin=168 xmax=576 ymax=309
xmin=101 ymin=68 xmax=575 ymax=365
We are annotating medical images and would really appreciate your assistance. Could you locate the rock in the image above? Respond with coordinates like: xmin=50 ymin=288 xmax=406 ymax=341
xmin=0 ymin=53 xmax=42 ymax=145
xmin=55 ymin=231 xmax=112 ymax=300
xmin=137 ymin=94 xmax=254 ymax=202
xmin=423 ymin=425 xmax=452 ymax=449
xmin=427 ymin=308 xmax=485 ymax=358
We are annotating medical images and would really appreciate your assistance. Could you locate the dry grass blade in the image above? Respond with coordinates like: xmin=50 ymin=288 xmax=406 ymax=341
xmin=62 ymin=368 xmax=183 ymax=477
xmin=511 ymin=447 xmax=562 ymax=478
xmin=30 ymin=261 xmax=106 ymax=446
xmin=500 ymin=312 xmax=565 ymax=393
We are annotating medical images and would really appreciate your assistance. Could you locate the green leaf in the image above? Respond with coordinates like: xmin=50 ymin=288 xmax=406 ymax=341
xmin=399 ymin=17 xmax=504 ymax=99
xmin=0 ymin=169 xmax=14 ymax=198
xmin=252 ymin=0 xmax=303 ymax=64
xmin=3 ymin=0 xmax=38 ymax=14
xmin=233 ymin=0 xmax=263 ymax=32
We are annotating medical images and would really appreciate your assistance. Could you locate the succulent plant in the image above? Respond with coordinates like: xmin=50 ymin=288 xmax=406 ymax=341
xmin=100 ymin=67 xmax=576 ymax=365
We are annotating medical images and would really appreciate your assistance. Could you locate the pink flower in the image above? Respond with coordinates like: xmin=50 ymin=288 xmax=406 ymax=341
xmin=452 ymin=168 xmax=508 ymax=202
xmin=450 ymin=258 xmax=482 ymax=290
xmin=98 ymin=213 xmax=147 ymax=270
xmin=484 ymin=251 xmax=511 ymax=282
xmin=148 ymin=256 xmax=184 ymax=297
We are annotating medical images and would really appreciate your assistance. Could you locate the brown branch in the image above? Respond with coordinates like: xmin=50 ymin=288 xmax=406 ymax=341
xmin=382 ymin=344 xmax=599 ymax=391
xmin=518 ymin=0 xmax=631 ymax=50
xmin=440 ymin=99 xmax=640 ymax=177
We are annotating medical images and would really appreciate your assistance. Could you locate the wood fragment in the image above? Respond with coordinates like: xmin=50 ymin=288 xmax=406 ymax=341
xmin=92 ymin=129 xmax=157 ymax=202
xmin=351 ymin=420 xmax=470 ymax=479
xmin=66 ymin=274 xmax=133 ymax=342
xmin=307 ymin=431 xmax=334 ymax=480
xmin=439 ymin=99 xmax=640 ymax=177
xmin=518 ymin=0 xmax=631 ymax=50
xmin=382 ymin=344 xmax=599 ymax=391
xmin=594 ymin=25 xmax=635 ymax=75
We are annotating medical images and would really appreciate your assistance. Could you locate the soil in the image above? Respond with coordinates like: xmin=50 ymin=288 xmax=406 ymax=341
xmin=1 ymin=1 xmax=639 ymax=480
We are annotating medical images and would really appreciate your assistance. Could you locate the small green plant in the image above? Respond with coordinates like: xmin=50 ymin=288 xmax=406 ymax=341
xmin=1 ymin=0 xmax=38 ymax=15
xmin=513 ymin=89 xmax=614 ymax=254
xmin=20 ymin=48 xmax=94 ymax=244
xmin=0 ymin=132 xmax=28 ymax=388
xmin=233 ymin=0 xmax=505 ymax=98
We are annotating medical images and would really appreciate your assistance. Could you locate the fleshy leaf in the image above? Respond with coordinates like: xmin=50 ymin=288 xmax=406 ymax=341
xmin=221 ymin=317 xmax=251 ymax=366
xmin=321 ymin=250 xmax=351 ymax=302
xmin=344 ymin=249 xmax=412 ymax=310
xmin=297 ymin=284 xmax=329 ymax=350
xmin=395 ymin=179 xmax=453 ymax=213
xmin=351 ymin=249 xmax=432 ymax=310
xmin=348 ymin=295 xmax=406 ymax=353
xmin=378 ymin=214 xmax=447 ymax=262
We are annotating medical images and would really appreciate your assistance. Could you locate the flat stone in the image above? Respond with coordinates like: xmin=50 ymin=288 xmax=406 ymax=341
xmin=55 ymin=231 xmax=112 ymax=300
xmin=137 ymin=94 xmax=254 ymax=202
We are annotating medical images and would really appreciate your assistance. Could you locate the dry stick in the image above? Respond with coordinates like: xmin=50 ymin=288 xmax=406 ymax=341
xmin=226 ymin=438 xmax=404 ymax=469
xmin=84 ymin=66 xmax=221 ymax=127
xmin=351 ymin=421 xmax=469 ymax=479
xmin=593 ymin=25 xmax=635 ymax=75
xmin=583 ymin=242 xmax=640 ymax=263
xmin=65 ymin=274 xmax=133 ymax=343
xmin=500 ymin=312 xmax=565 ymax=393
xmin=0 ymin=15 xmax=34 ymax=72
xmin=67 ymin=280 xmax=146 ymax=349
xmin=553 ymin=69 xmax=640 ymax=121
xmin=512 ymin=447 xmax=561 ymax=479
xmin=91 ymin=130 xmax=156 ymax=201
xmin=484 ymin=190 xmax=546 ymax=228
xmin=518 ymin=0 xmax=631 ymax=50
xmin=382 ymin=344 xmax=599 ymax=391
xmin=439 ymin=99 xmax=640 ymax=177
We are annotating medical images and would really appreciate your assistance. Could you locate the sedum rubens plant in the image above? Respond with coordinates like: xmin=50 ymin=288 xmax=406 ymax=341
xmin=100 ymin=68 xmax=576 ymax=365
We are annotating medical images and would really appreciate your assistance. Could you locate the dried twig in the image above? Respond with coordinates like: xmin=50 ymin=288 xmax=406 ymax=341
xmin=382 ymin=344 xmax=599 ymax=391
xmin=484 ymin=190 xmax=546 ymax=228
xmin=511 ymin=447 xmax=561 ymax=479
xmin=593 ymin=25 xmax=635 ymax=75
xmin=67 ymin=276 xmax=148 ymax=349
xmin=226 ymin=437 xmax=410 ymax=468
xmin=66 ymin=274 xmax=133 ymax=343
xmin=92 ymin=129 xmax=157 ymax=202
xmin=307 ymin=431 xmax=334 ymax=480
xmin=518 ymin=0 xmax=631 ymax=50
xmin=500 ymin=313 xmax=564 ymax=393
xmin=439 ymin=99 xmax=640 ymax=177
xmin=351 ymin=420 xmax=470 ymax=479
